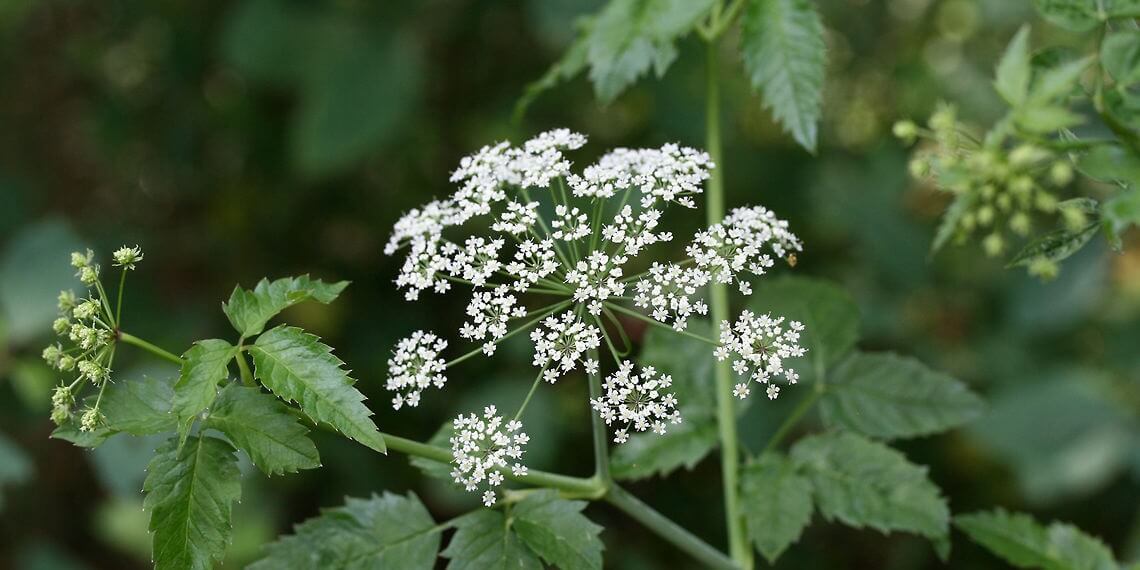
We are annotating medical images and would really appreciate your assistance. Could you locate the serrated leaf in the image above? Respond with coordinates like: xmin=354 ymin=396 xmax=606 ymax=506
xmin=1032 ymin=0 xmax=1099 ymax=32
xmin=223 ymin=275 xmax=349 ymax=337
xmin=747 ymin=276 xmax=860 ymax=383
xmin=251 ymin=325 xmax=385 ymax=453
xmin=820 ymin=352 xmax=984 ymax=440
xmin=443 ymin=509 xmax=542 ymax=570
xmin=611 ymin=419 xmax=719 ymax=480
xmin=611 ymin=321 xmax=720 ymax=480
xmin=1102 ymin=31 xmax=1140 ymax=86
xmin=995 ymin=26 xmax=1032 ymax=106
xmin=171 ymin=340 xmax=237 ymax=443
xmin=249 ymin=492 xmax=440 ymax=569
xmin=100 ymin=375 xmax=177 ymax=436
xmin=791 ymin=432 xmax=949 ymax=543
xmin=50 ymin=418 xmax=110 ymax=448
xmin=741 ymin=453 xmax=813 ymax=564
xmin=740 ymin=0 xmax=827 ymax=151
xmin=515 ymin=27 xmax=591 ymax=121
xmin=144 ymin=435 xmax=242 ymax=570
xmin=586 ymin=0 xmax=715 ymax=104
xmin=1007 ymin=222 xmax=1100 ymax=268
xmin=956 ymin=509 xmax=1119 ymax=570
xmin=1028 ymin=56 xmax=1093 ymax=104
xmin=512 ymin=490 xmax=604 ymax=570
xmin=205 ymin=384 xmax=320 ymax=476
xmin=932 ymin=192 xmax=974 ymax=254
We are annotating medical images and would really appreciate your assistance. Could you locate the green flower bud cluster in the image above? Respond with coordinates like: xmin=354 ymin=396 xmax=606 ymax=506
xmin=45 ymin=245 xmax=144 ymax=431
xmin=895 ymin=104 xmax=1076 ymax=259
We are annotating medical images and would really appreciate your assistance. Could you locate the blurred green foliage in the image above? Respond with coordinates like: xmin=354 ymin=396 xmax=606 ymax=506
xmin=1 ymin=0 xmax=1138 ymax=568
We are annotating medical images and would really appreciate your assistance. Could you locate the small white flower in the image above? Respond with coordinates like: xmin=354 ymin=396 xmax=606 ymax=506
xmin=492 ymin=201 xmax=540 ymax=235
xmin=451 ymin=406 xmax=528 ymax=507
xmin=451 ymin=236 xmax=505 ymax=287
xmin=386 ymin=331 xmax=449 ymax=410
xmin=633 ymin=262 xmax=710 ymax=331
xmin=503 ymin=239 xmax=559 ymax=292
xmin=687 ymin=205 xmax=802 ymax=294
xmin=460 ymin=286 xmax=528 ymax=346
xmin=551 ymin=205 xmax=591 ymax=242
xmin=530 ymin=311 xmax=602 ymax=381
xmin=717 ymin=310 xmax=806 ymax=400
xmin=591 ymin=361 xmax=682 ymax=443
xmin=602 ymin=206 xmax=672 ymax=257
xmin=566 ymin=251 xmax=626 ymax=315
xmin=111 ymin=245 xmax=144 ymax=269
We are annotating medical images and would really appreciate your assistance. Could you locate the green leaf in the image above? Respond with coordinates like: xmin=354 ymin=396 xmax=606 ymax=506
xmin=222 ymin=275 xmax=349 ymax=337
xmin=515 ymin=27 xmax=591 ymax=121
xmin=741 ymin=453 xmax=813 ymax=564
xmin=1007 ymin=222 xmax=1100 ymax=268
xmin=1078 ymin=144 xmax=1140 ymax=186
xmin=747 ymin=276 xmax=860 ymax=383
xmin=144 ymin=435 xmax=242 ymax=570
xmin=50 ymin=418 xmax=110 ymax=448
xmin=1107 ymin=0 xmax=1140 ymax=18
xmin=956 ymin=509 xmax=1119 ymax=570
xmin=1032 ymin=0 xmax=1099 ymax=32
xmin=221 ymin=0 xmax=314 ymax=86
xmin=611 ymin=420 xmax=719 ymax=480
xmin=1028 ymin=56 xmax=1093 ymax=104
xmin=171 ymin=339 xmax=237 ymax=443
xmin=1105 ymin=187 xmax=1140 ymax=242
xmin=740 ymin=0 xmax=827 ymax=151
xmin=995 ymin=26 xmax=1032 ymax=106
xmin=791 ymin=432 xmax=949 ymax=543
xmin=1102 ymin=31 xmax=1140 ymax=86
xmin=932 ymin=192 xmax=974 ymax=254
xmin=100 ymin=375 xmax=177 ymax=436
xmin=586 ymin=0 xmax=716 ymax=104
xmin=249 ymin=492 xmax=440 ymax=570
xmin=512 ymin=490 xmax=605 ymax=570
xmin=820 ymin=352 xmax=985 ymax=440
xmin=251 ymin=325 xmax=385 ymax=453
xmin=1015 ymin=104 xmax=1086 ymax=133
xmin=611 ymin=321 xmax=719 ymax=480
xmin=204 ymin=384 xmax=320 ymax=476
xmin=442 ymin=510 xmax=542 ymax=570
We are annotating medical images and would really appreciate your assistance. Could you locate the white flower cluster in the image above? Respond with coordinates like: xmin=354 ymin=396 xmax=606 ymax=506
xmin=45 ymin=247 xmax=145 ymax=431
xmin=385 ymin=331 xmax=449 ymax=410
xmin=715 ymin=310 xmax=807 ymax=400
xmin=460 ymin=287 xmax=528 ymax=355
xmin=566 ymin=252 xmax=626 ymax=315
xmin=450 ymin=406 xmax=529 ymax=507
xmin=632 ymin=262 xmax=710 ymax=331
xmin=568 ymin=144 xmax=713 ymax=208
xmin=687 ymin=206 xmax=802 ymax=295
xmin=530 ymin=312 xmax=601 ymax=383
xmin=591 ymin=361 xmax=682 ymax=444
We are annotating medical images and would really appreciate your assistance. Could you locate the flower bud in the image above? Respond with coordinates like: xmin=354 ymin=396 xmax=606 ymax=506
xmin=929 ymin=104 xmax=956 ymax=132
xmin=70 ymin=249 xmax=93 ymax=269
xmin=996 ymin=194 xmax=1012 ymax=212
xmin=892 ymin=120 xmax=918 ymax=144
xmin=1008 ymin=144 xmax=1047 ymax=167
xmin=1009 ymin=212 xmax=1031 ymax=236
xmin=982 ymin=232 xmax=1005 ymax=257
xmin=1061 ymin=206 xmax=1088 ymax=231
xmin=80 ymin=408 xmax=102 ymax=432
xmin=79 ymin=265 xmax=99 ymax=285
xmin=52 ymin=317 xmax=70 ymax=334
xmin=42 ymin=344 xmax=62 ymax=368
xmin=1009 ymin=176 xmax=1033 ymax=195
xmin=1050 ymin=161 xmax=1073 ymax=186
xmin=960 ymin=212 xmax=977 ymax=232
xmin=57 ymin=290 xmax=77 ymax=312
xmin=976 ymin=205 xmax=995 ymax=226
xmin=1035 ymin=191 xmax=1058 ymax=213
xmin=980 ymin=184 xmax=997 ymax=200
xmin=112 ymin=245 xmax=144 ymax=269
xmin=1028 ymin=257 xmax=1059 ymax=281
xmin=908 ymin=157 xmax=930 ymax=178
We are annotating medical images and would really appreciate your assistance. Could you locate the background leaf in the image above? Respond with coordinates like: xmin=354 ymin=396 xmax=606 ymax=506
xmin=205 ymin=383 xmax=320 ymax=476
xmin=1032 ymin=0 xmax=1100 ymax=32
xmin=741 ymin=453 xmax=813 ymax=564
xmin=251 ymin=325 xmax=386 ymax=453
xmin=820 ymin=351 xmax=984 ymax=439
xmin=442 ymin=509 xmax=542 ymax=570
xmin=1102 ymin=31 xmax=1140 ymax=86
xmin=791 ymin=432 xmax=949 ymax=545
xmin=249 ymin=492 xmax=439 ymax=570
xmin=512 ymin=490 xmax=605 ymax=570
xmin=994 ymin=25 xmax=1031 ymax=106
xmin=956 ymin=509 xmax=1120 ymax=569
xmin=143 ymin=435 xmax=242 ymax=570
xmin=740 ymin=0 xmax=827 ymax=151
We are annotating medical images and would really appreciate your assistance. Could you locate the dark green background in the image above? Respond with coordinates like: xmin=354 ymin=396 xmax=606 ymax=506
xmin=1 ymin=0 xmax=1138 ymax=568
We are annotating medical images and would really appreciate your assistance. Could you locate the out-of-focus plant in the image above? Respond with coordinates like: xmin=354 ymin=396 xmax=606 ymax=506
xmin=897 ymin=2 xmax=1140 ymax=279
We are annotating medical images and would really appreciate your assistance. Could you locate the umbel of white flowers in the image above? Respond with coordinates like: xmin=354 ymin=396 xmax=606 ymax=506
xmin=43 ymin=245 xmax=144 ymax=432
xmin=382 ymin=129 xmax=806 ymax=505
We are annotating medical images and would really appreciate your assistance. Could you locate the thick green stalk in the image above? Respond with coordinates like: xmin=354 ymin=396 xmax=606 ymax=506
xmin=118 ymin=331 xmax=182 ymax=366
xmin=706 ymin=38 xmax=752 ymax=569
xmin=586 ymin=347 xmax=611 ymax=482
xmin=606 ymin=486 xmax=738 ymax=570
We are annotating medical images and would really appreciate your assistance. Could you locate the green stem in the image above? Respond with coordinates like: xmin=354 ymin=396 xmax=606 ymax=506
xmin=760 ymin=389 xmax=821 ymax=455
xmin=445 ymin=300 xmax=572 ymax=368
xmin=605 ymin=486 xmax=738 ymax=570
xmin=512 ymin=367 xmax=547 ymax=422
xmin=705 ymin=37 xmax=752 ymax=570
xmin=114 ymin=269 xmax=126 ymax=327
xmin=118 ymin=331 xmax=182 ymax=366
xmin=236 ymin=340 xmax=255 ymax=387
xmin=586 ymin=347 xmax=611 ymax=483
xmin=604 ymin=302 xmax=720 ymax=346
